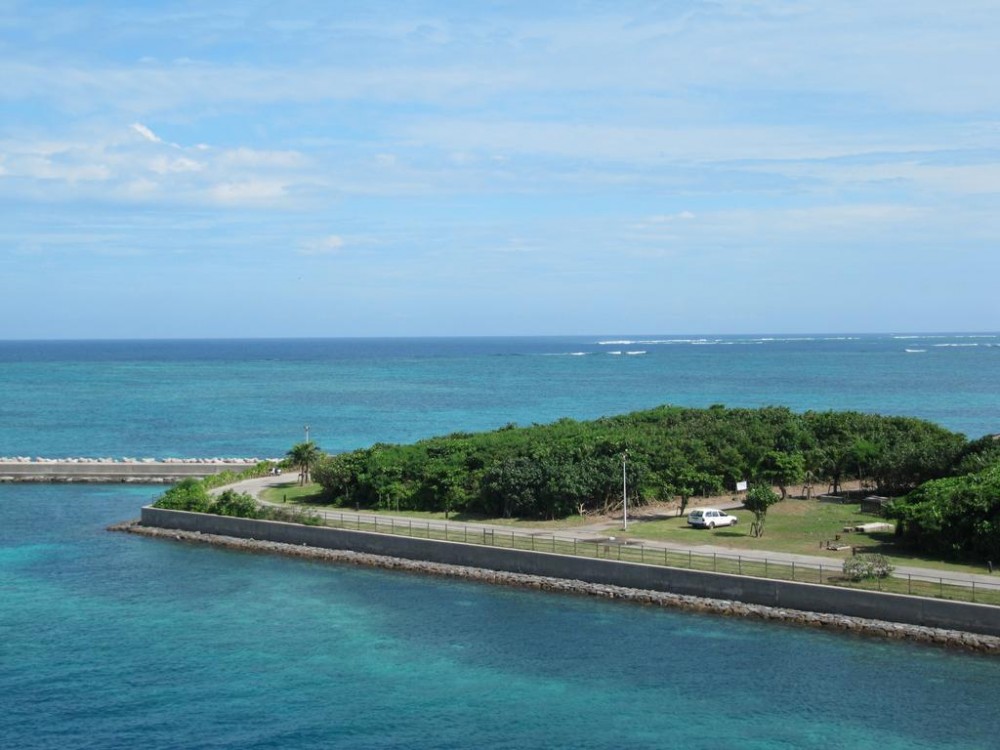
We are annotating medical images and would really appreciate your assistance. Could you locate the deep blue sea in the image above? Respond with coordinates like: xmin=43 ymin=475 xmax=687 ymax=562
xmin=2 ymin=335 xmax=1000 ymax=749
xmin=1 ymin=334 xmax=998 ymax=459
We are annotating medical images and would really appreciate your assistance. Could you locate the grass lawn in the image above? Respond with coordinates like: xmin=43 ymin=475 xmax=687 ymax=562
xmin=261 ymin=481 xmax=326 ymax=505
xmin=624 ymin=499 xmax=869 ymax=556
xmin=624 ymin=498 xmax=991 ymax=575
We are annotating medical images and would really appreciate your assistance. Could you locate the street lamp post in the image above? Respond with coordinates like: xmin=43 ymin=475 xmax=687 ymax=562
xmin=304 ymin=425 xmax=310 ymax=444
xmin=622 ymin=450 xmax=628 ymax=531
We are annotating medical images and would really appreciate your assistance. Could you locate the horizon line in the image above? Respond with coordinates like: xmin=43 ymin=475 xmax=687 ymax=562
xmin=2 ymin=331 xmax=999 ymax=344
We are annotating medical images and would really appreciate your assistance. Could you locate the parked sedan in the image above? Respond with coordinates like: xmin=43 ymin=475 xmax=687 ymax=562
xmin=687 ymin=508 xmax=739 ymax=529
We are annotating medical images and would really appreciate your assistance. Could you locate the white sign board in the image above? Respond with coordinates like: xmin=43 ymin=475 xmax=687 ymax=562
xmin=736 ymin=480 xmax=748 ymax=492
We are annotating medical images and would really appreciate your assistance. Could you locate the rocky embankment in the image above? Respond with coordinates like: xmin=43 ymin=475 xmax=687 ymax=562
xmin=110 ymin=520 xmax=1000 ymax=656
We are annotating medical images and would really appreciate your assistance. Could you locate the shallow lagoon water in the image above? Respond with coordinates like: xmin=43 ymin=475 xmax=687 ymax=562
xmin=2 ymin=484 xmax=999 ymax=750
xmin=1 ymin=336 xmax=999 ymax=748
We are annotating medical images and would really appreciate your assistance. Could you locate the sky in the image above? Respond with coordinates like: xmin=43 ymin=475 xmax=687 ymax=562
xmin=1 ymin=0 xmax=999 ymax=339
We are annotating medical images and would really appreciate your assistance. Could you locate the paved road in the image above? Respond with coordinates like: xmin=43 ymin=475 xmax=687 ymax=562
xmin=226 ymin=474 xmax=999 ymax=590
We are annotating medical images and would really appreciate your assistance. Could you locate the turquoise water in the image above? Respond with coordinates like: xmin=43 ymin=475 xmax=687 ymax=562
xmin=1 ymin=334 xmax=998 ymax=458
xmin=3 ymin=484 xmax=1000 ymax=750
xmin=2 ymin=335 xmax=1000 ymax=748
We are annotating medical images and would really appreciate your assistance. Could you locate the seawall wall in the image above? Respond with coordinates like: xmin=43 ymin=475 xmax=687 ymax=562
xmin=139 ymin=507 xmax=1000 ymax=639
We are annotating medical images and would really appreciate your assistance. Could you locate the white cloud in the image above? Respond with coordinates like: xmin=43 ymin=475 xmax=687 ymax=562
xmin=299 ymin=235 xmax=346 ymax=255
xmin=120 ymin=178 xmax=159 ymax=199
xmin=210 ymin=180 xmax=288 ymax=204
xmin=130 ymin=122 xmax=162 ymax=143
xmin=218 ymin=148 xmax=306 ymax=169
xmin=644 ymin=211 xmax=696 ymax=224
xmin=775 ymin=204 xmax=925 ymax=231
xmin=149 ymin=155 xmax=203 ymax=174
xmin=1 ymin=2 xmax=998 ymax=124
xmin=490 ymin=237 xmax=535 ymax=254
xmin=400 ymin=118 xmax=936 ymax=165
xmin=778 ymin=159 xmax=1000 ymax=196
xmin=0 ymin=125 xmax=318 ymax=208
xmin=621 ymin=202 xmax=935 ymax=257
xmin=1 ymin=1 xmax=998 ymax=337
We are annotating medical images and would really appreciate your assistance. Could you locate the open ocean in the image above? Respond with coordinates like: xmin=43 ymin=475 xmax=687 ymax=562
xmin=2 ymin=334 xmax=999 ymax=749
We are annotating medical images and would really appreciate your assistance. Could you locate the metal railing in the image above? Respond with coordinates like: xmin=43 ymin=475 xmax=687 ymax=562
xmin=303 ymin=509 xmax=1000 ymax=606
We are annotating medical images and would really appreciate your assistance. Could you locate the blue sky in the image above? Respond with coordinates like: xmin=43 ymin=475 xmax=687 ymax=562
xmin=2 ymin=1 xmax=999 ymax=338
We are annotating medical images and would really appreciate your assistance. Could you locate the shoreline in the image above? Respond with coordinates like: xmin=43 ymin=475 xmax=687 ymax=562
xmin=110 ymin=520 xmax=1000 ymax=656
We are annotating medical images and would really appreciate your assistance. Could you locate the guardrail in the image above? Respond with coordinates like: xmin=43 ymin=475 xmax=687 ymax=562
xmin=305 ymin=509 xmax=1000 ymax=606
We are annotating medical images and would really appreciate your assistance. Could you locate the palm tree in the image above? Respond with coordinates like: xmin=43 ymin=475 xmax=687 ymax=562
xmin=286 ymin=441 xmax=322 ymax=486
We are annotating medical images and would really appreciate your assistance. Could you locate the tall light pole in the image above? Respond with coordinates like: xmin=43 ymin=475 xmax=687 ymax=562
xmin=304 ymin=425 xmax=310 ymax=444
xmin=622 ymin=450 xmax=628 ymax=531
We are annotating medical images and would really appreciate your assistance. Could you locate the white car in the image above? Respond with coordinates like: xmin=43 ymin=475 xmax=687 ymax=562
xmin=687 ymin=508 xmax=739 ymax=529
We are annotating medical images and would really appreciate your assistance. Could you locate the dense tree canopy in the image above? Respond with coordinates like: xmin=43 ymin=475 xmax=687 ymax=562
xmin=890 ymin=461 xmax=1000 ymax=562
xmin=311 ymin=405 xmax=967 ymax=520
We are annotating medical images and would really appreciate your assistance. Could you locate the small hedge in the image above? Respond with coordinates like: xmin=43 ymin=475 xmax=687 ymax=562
xmin=153 ymin=476 xmax=322 ymax=526
xmin=843 ymin=553 xmax=895 ymax=581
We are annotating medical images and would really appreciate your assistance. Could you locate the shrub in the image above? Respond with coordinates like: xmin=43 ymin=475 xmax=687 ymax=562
xmin=843 ymin=553 xmax=895 ymax=581
xmin=153 ymin=478 xmax=212 ymax=512
xmin=263 ymin=505 xmax=324 ymax=526
xmin=153 ymin=464 xmax=276 ymax=515
xmin=211 ymin=489 xmax=262 ymax=518
xmin=153 ymin=472 xmax=326 ymax=525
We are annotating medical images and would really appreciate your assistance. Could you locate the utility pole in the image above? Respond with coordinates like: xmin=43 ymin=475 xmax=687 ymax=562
xmin=304 ymin=425 xmax=310 ymax=443
xmin=622 ymin=450 xmax=628 ymax=530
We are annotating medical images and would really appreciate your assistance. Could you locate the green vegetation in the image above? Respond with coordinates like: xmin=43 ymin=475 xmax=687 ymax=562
xmin=744 ymin=485 xmax=780 ymax=537
xmin=843 ymin=554 xmax=894 ymax=581
xmin=756 ymin=450 xmax=806 ymax=500
xmin=311 ymin=404 xmax=965 ymax=520
xmin=154 ymin=479 xmax=260 ymax=516
xmin=152 ymin=462 xmax=278 ymax=516
xmin=154 ymin=405 xmax=1000 ymax=565
xmin=890 ymin=459 xmax=1000 ymax=562
xmin=152 ymin=475 xmax=322 ymax=525
xmin=151 ymin=462 xmax=994 ymax=602
xmin=261 ymin=481 xmax=327 ymax=505
xmin=286 ymin=441 xmax=322 ymax=485
xmin=154 ymin=478 xmax=214 ymax=513
xmin=200 ymin=461 xmax=275 ymax=490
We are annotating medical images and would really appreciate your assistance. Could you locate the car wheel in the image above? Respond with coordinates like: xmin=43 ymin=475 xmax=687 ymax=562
xmin=708 ymin=522 xmax=715 ymax=529
xmin=732 ymin=518 xmax=738 ymax=525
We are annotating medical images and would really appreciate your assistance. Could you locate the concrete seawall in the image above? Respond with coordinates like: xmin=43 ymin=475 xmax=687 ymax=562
xmin=137 ymin=507 xmax=1000 ymax=648
xmin=0 ymin=461 xmax=252 ymax=483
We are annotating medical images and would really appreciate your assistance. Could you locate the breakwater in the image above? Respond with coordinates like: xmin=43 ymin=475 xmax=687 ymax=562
xmin=118 ymin=511 xmax=1000 ymax=654
xmin=0 ymin=458 xmax=268 ymax=483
